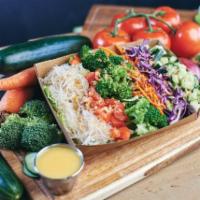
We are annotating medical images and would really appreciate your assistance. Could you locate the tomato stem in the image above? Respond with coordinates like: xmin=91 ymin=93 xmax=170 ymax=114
xmin=150 ymin=16 xmax=176 ymax=34
xmin=145 ymin=16 xmax=154 ymax=32
xmin=111 ymin=9 xmax=176 ymax=36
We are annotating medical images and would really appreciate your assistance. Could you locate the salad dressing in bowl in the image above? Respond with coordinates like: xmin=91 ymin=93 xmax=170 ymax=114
xmin=35 ymin=144 xmax=84 ymax=195
xmin=36 ymin=145 xmax=82 ymax=179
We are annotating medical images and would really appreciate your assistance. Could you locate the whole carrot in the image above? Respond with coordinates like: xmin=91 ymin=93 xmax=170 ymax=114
xmin=0 ymin=67 xmax=37 ymax=91
xmin=0 ymin=88 xmax=33 ymax=113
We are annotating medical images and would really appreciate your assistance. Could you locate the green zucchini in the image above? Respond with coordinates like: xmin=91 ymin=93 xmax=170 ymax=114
xmin=0 ymin=156 xmax=24 ymax=200
xmin=0 ymin=35 xmax=92 ymax=72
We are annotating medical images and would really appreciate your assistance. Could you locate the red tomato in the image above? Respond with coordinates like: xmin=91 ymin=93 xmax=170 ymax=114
xmin=85 ymin=72 xmax=96 ymax=85
xmin=132 ymin=27 xmax=171 ymax=49
xmin=121 ymin=17 xmax=147 ymax=35
xmin=150 ymin=6 xmax=181 ymax=33
xmin=85 ymin=71 xmax=99 ymax=85
xmin=110 ymin=115 xmax=125 ymax=128
xmin=94 ymin=108 xmax=111 ymax=122
xmin=104 ymin=98 xmax=118 ymax=106
xmin=111 ymin=13 xmax=147 ymax=35
xmin=111 ymin=128 xmax=121 ymax=139
xmin=93 ymin=28 xmax=130 ymax=48
xmin=171 ymin=21 xmax=200 ymax=58
xmin=110 ymin=13 xmax=125 ymax=28
xmin=119 ymin=127 xmax=131 ymax=140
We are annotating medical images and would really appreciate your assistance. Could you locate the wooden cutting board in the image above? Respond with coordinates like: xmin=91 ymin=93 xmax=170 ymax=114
xmin=0 ymin=5 xmax=198 ymax=200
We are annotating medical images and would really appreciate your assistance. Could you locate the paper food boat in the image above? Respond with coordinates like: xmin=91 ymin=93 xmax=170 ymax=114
xmin=35 ymin=40 xmax=199 ymax=155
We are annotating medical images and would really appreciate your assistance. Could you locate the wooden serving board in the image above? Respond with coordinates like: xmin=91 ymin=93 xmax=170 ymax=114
xmin=0 ymin=5 xmax=198 ymax=200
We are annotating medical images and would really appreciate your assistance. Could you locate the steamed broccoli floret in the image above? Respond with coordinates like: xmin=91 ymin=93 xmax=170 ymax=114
xmin=125 ymin=97 xmax=150 ymax=124
xmin=80 ymin=45 xmax=109 ymax=71
xmin=0 ymin=114 xmax=25 ymax=149
xmin=96 ymin=75 xmax=132 ymax=101
xmin=20 ymin=100 xmax=54 ymax=123
xmin=144 ymin=105 xmax=168 ymax=128
xmin=21 ymin=119 xmax=62 ymax=152
xmin=136 ymin=123 xmax=158 ymax=136
xmin=96 ymin=64 xmax=132 ymax=101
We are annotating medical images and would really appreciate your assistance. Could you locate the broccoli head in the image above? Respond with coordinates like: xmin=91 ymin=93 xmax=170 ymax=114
xmin=144 ymin=105 xmax=168 ymax=128
xmin=20 ymin=100 xmax=54 ymax=123
xmin=109 ymin=55 xmax=123 ymax=65
xmin=21 ymin=119 xmax=63 ymax=152
xmin=0 ymin=114 xmax=25 ymax=149
xmin=80 ymin=45 xmax=109 ymax=71
xmin=135 ymin=123 xmax=158 ymax=136
xmin=96 ymin=76 xmax=132 ymax=101
xmin=125 ymin=97 xmax=150 ymax=124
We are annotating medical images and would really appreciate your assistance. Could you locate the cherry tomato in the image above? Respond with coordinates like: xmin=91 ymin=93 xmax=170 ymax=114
xmin=150 ymin=6 xmax=181 ymax=33
xmin=171 ymin=21 xmax=200 ymax=58
xmin=132 ymin=27 xmax=171 ymax=49
xmin=93 ymin=28 xmax=130 ymax=48
xmin=119 ymin=127 xmax=131 ymax=140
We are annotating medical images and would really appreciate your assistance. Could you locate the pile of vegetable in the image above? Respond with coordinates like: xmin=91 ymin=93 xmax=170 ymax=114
xmin=93 ymin=6 xmax=200 ymax=59
xmin=41 ymin=40 xmax=200 ymax=145
xmin=0 ymin=100 xmax=63 ymax=152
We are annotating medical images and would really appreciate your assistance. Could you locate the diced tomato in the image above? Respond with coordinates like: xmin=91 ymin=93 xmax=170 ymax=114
xmin=85 ymin=71 xmax=99 ymax=86
xmin=111 ymin=128 xmax=121 ymax=139
xmin=94 ymin=108 xmax=111 ymax=122
xmin=104 ymin=98 xmax=117 ymax=106
xmin=85 ymin=72 xmax=96 ymax=85
xmin=88 ymin=87 xmax=101 ymax=101
xmin=110 ymin=115 xmax=125 ymax=128
xmin=119 ymin=127 xmax=132 ymax=140
xmin=113 ymin=109 xmax=128 ymax=121
xmin=69 ymin=55 xmax=80 ymax=65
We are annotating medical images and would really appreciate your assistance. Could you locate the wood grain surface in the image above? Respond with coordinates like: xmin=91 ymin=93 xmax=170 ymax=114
xmin=0 ymin=5 xmax=198 ymax=200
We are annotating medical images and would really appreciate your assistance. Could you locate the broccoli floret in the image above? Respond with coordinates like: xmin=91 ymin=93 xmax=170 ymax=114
xmin=105 ymin=65 xmax=127 ymax=81
xmin=79 ymin=45 xmax=90 ymax=59
xmin=96 ymin=75 xmax=132 ymax=101
xmin=135 ymin=123 xmax=158 ymax=136
xmin=109 ymin=55 xmax=123 ymax=65
xmin=144 ymin=105 xmax=168 ymax=128
xmin=20 ymin=100 xmax=54 ymax=123
xmin=125 ymin=97 xmax=150 ymax=124
xmin=80 ymin=45 xmax=109 ymax=71
xmin=21 ymin=119 xmax=62 ymax=152
xmin=0 ymin=114 xmax=25 ymax=149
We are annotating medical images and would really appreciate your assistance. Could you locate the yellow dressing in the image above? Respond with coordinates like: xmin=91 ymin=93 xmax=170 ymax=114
xmin=36 ymin=146 xmax=81 ymax=179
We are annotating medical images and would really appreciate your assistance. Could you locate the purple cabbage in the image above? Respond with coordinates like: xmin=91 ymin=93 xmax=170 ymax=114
xmin=126 ymin=41 xmax=188 ymax=124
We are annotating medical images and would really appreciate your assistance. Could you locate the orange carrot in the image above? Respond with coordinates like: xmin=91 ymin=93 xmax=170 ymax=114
xmin=0 ymin=67 xmax=37 ymax=91
xmin=0 ymin=88 xmax=33 ymax=113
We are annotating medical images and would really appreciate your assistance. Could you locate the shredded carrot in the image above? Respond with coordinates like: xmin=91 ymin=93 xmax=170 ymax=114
xmin=100 ymin=47 xmax=117 ymax=56
xmin=129 ymin=66 xmax=166 ymax=114
xmin=115 ymin=46 xmax=166 ymax=114
xmin=114 ymin=44 xmax=126 ymax=55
